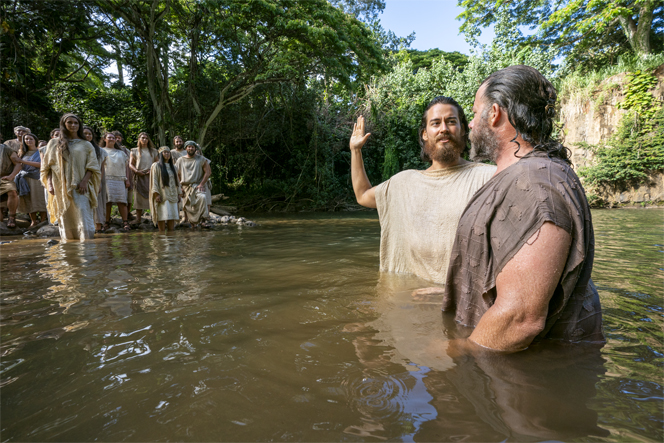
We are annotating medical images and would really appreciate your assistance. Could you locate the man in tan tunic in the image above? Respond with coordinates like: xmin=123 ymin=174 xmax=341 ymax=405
xmin=443 ymin=65 xmax=603 ymax=352
xmin=0 ymin=142 xmax=22 ymax=227
xmin=175 ymin=141 xmax=211 ymax=227
xmin=170 ymin=135 xmax=186 ymax=163
xmin=350 ymin=96 xmax=495 ymax=284
xmin=4 ymin=126 xmax=30 ymax=153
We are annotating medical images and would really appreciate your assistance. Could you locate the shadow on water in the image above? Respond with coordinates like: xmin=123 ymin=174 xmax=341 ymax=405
xmin=0 ymin=210 xmax=662 ymax=441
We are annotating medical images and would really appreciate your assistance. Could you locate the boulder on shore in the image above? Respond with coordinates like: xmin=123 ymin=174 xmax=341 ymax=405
xmin=37 ymin=225 xmax=60 ymax=238
xmin=0 ymin=222 xmax=26 ymax=236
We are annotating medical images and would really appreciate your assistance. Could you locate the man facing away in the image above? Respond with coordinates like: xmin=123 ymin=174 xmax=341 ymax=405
xmin=443 ymin=65 xmax=604 ymax=352
xmin=175 ymin=141 xmax=211 ymax=228
xmin=350 ymin=96 xmax=496 ymax=284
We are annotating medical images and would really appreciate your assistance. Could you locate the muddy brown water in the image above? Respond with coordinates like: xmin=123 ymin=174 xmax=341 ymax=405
xmin=1 ymin=210 xmax=662 ymax=441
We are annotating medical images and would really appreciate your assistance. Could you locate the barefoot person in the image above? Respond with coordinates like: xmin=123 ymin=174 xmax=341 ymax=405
xmin=129 ymin=132 xmax=158 ymax=224
xmin=150 ymin=147 xmax=181 ymax=232
xmin=83 ymin=126 xmax=108 ymax=233
xmin=443 ymin=65 xmax=604 ymax=352
xmin=15 ymin=132 xmax=47 ymax=227
xmin=350 ymin=97 xmax=496 ymax=285
xmin=0 ymin=139 xmax=23 ymax=228
xmin=175 ymin=141 xmax=211 ymax=228
xmin=100 ymin=132 xmax=131 ymax=232
xmin=40 ymin=113 xmax=101 ymax=241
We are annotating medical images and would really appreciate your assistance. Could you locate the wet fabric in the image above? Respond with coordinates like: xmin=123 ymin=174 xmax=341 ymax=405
xmin=149 ymin=162 xmax=181 ymax=224
xmin=40 ymin=138 xmax=101 ymax=229
xmin=443 ymin=152 xmax=604 ymax=342
xmin=58 ymin=189 xmax=95 ymax=241
xmin=374 ymin=162 xmax=496 ymax=283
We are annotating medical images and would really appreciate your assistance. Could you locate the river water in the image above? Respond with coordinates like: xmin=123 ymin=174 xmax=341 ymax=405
xmin=1 ymin=209 xmax=662 ymax=442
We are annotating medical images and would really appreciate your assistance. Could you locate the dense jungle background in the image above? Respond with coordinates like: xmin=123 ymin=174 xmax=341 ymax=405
xmin=2 ymin=0 xmax=663 ymax=211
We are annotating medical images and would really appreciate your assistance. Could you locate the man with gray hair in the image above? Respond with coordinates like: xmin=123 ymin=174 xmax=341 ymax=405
xmin=443 ymin=65 xmax=603 ymax=353
xmin=5 ymin=126 xmax=30 ymax=153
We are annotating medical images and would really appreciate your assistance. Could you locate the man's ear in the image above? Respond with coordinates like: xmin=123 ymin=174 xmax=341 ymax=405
xmin=489 ymin=103 xmax=502 ymax=127
xmin=421 ymin=128 xmax=429 ymax=142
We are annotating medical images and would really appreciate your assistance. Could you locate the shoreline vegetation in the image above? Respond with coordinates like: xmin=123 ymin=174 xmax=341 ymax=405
xmin=2 ymin=1 xmax=662 ymax=214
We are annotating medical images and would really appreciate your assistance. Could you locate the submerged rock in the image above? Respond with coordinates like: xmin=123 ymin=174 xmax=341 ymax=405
xmin=46 ymin=239 xmax=59 ymax=246
xmin=37 ymin=225 xmax=60 ymax=237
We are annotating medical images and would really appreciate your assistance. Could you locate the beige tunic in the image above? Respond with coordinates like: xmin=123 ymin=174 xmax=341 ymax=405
xmin=40 ymin=139 xmax=101 ymax=241
xmin=175 ymin=155 xmax=208 ymax=223
xmin=149 ymin=162 xmax=181 ymax=224
xmin=131 ymin=147 xmax=156 ymax=210
xmin=17 ymin=149 xmax=47 ymax=214
xmin=103 ymin=148 xmax=129 ymax=204
xmin=375 ymin=162 xmax=496 ymax=283
xmin=94 ymin=149 xmax=109 ymax=224
xmin=0 ymin=145 xmax=17 ymax=196
xmin=170 ymin=149 xmax=186 ymax=163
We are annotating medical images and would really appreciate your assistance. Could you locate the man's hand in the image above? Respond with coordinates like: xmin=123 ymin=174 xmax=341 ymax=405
xmin=350 ymin=116 xmax=371 ymax=152
xmin=468 ymin=222 xmax=571 ymax=352
xmin=125 ymin=179 xmax=130 ymax=189
xmin=77 ymin=180 xmax=89 ymax=194
xmin=196 ymin=184 xmax=205 ymax=193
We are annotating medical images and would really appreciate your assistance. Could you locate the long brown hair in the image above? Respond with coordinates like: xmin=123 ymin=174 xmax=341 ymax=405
xmin=18 ymin=133 xmax=39 ymax=158
xmin=135 ymin=132 xmax=157 ymax=166
xmin=58 ymin=113 xmax=86 ymax=157
xmin=82 ymin=125 xmax=102 ymax=161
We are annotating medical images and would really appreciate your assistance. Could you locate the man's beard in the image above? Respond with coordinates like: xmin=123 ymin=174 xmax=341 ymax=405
xmin=424 ymin=131 xmax=465 ymax=164
xmin=469 ymin=108 xmax=500 ymax=162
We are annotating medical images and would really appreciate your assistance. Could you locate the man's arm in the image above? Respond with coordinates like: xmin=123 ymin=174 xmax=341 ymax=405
xmin=349 ymin=116 xmax=377 ymax=208
xmin=197 ymin=161 xmax=211 ymax=192
xmin=468 ymin=222 xmax=571 ymax=352
xmin=2 ymin=152 xmax=23 ymax=181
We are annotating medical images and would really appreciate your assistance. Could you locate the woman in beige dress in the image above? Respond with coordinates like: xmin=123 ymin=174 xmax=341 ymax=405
xmin=15 ymin=132 xmax=47 ymax=227
xmin=149 ymin=147 xmax=181 ymax=232
xmin=129 ymin=132 xmax=158 ymax=224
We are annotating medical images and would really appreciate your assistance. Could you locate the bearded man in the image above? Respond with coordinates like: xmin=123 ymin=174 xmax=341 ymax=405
xmin=175 ymin=141 xmax=211 ymax=228
xmin=5 ymin=126 xmax=30 ymax=153
xmin=350 ymin=96 xmax=496 ymax=283
xmin=170 ymin=135 xmax=186 ymax=163
xmin=443 ymin=65 xmax=604 ymax=352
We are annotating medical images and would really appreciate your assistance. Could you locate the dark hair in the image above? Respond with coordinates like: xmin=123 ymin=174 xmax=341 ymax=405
xmin=50 ymin=128 xmax=60 ymax=139
xmin=99 ymin=132 xmax=120 ymax=149
xmin=158 ymin=150 xmax=179 ymax=188
xmin=479 ymin=65 xmax=571 ymax=164
xmin=83 ymin=125 xmax=103 ymax=161
xmin=58 ymin=113 xmax=86 ymax=157
xmin=173 ymin=135 xmax=183 ymax=142
xmin=418 ymin=96 xmax=470 ymax=162
xmin=19 ymin=133 xmax=39 ymax=158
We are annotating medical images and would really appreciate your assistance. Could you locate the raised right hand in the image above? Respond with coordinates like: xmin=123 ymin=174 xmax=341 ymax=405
xmin=349 ymin=116 xmax=371 ymax=152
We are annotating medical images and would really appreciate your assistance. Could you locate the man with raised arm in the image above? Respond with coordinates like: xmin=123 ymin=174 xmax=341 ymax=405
xmin=350 ymin=96 xmax=496 ymax=284
xmin=443 ymin=65 xmax=604 ymax=352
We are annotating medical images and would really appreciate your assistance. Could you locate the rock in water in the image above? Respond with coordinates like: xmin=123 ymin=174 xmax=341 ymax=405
xmin=37 ymin=225 xmax=60 ymax=237
xmin=46 ymin=239 xmax=59 ymax=246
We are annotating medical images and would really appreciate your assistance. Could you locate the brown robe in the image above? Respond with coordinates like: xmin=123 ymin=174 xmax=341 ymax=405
xmin=443 ymin=152 xmax=604 ymax=343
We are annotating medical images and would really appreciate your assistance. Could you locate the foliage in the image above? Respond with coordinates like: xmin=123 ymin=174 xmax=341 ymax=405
xmin=578 ymin=70 xmax=664 ymax=188
xmin=457 ymin=0 xmax=663 ymax=72
xmin=403 ymin=49 xmax=469 ymax=73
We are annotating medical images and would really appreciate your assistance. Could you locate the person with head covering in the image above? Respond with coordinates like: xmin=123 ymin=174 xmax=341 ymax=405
xmin=5 ymin=126 xmax=30 ymax=153
xmin=15 ymin=132 xmax=47 ymax=227
xmin=40 ymin=113 xmax=101 ymax=241
xmin=100 ymin=132 xmax=131 ymax=232
xmin=0 ymin=138 xmax=23 ymax=228
xmin=129 ymin=132 xmax=158 ymax=224
xmin=83 ymin=125 xmax=108 ymax=233
xmin=175 ymin=141 xmax=211 ymax=228
xmin=150 ymin=146 xmax=181 ymax=232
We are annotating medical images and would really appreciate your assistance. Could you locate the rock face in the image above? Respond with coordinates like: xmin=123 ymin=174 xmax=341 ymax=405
xmin=559 ymin=64 xmax=664 ymax=207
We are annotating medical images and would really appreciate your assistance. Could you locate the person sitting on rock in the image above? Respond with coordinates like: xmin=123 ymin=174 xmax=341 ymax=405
xmin=175 ymin=141 xmax=211 ymax=229
xmin=0 ymin=137 xmax=23 ymax=228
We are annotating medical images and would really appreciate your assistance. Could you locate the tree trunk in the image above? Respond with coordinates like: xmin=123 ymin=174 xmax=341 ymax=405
xmin=618 ymin=1 xmax=655 ymax=56
xmin=114 ymin=44 xmax=124 ymax=85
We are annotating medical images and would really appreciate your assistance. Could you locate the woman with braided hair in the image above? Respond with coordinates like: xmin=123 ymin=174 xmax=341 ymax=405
xmin=40 ymin=113 xmax=101 ymax=241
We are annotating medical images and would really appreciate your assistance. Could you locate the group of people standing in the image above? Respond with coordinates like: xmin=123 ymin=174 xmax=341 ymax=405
xmin=0 ymin=113 xmax=213 ymax=241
